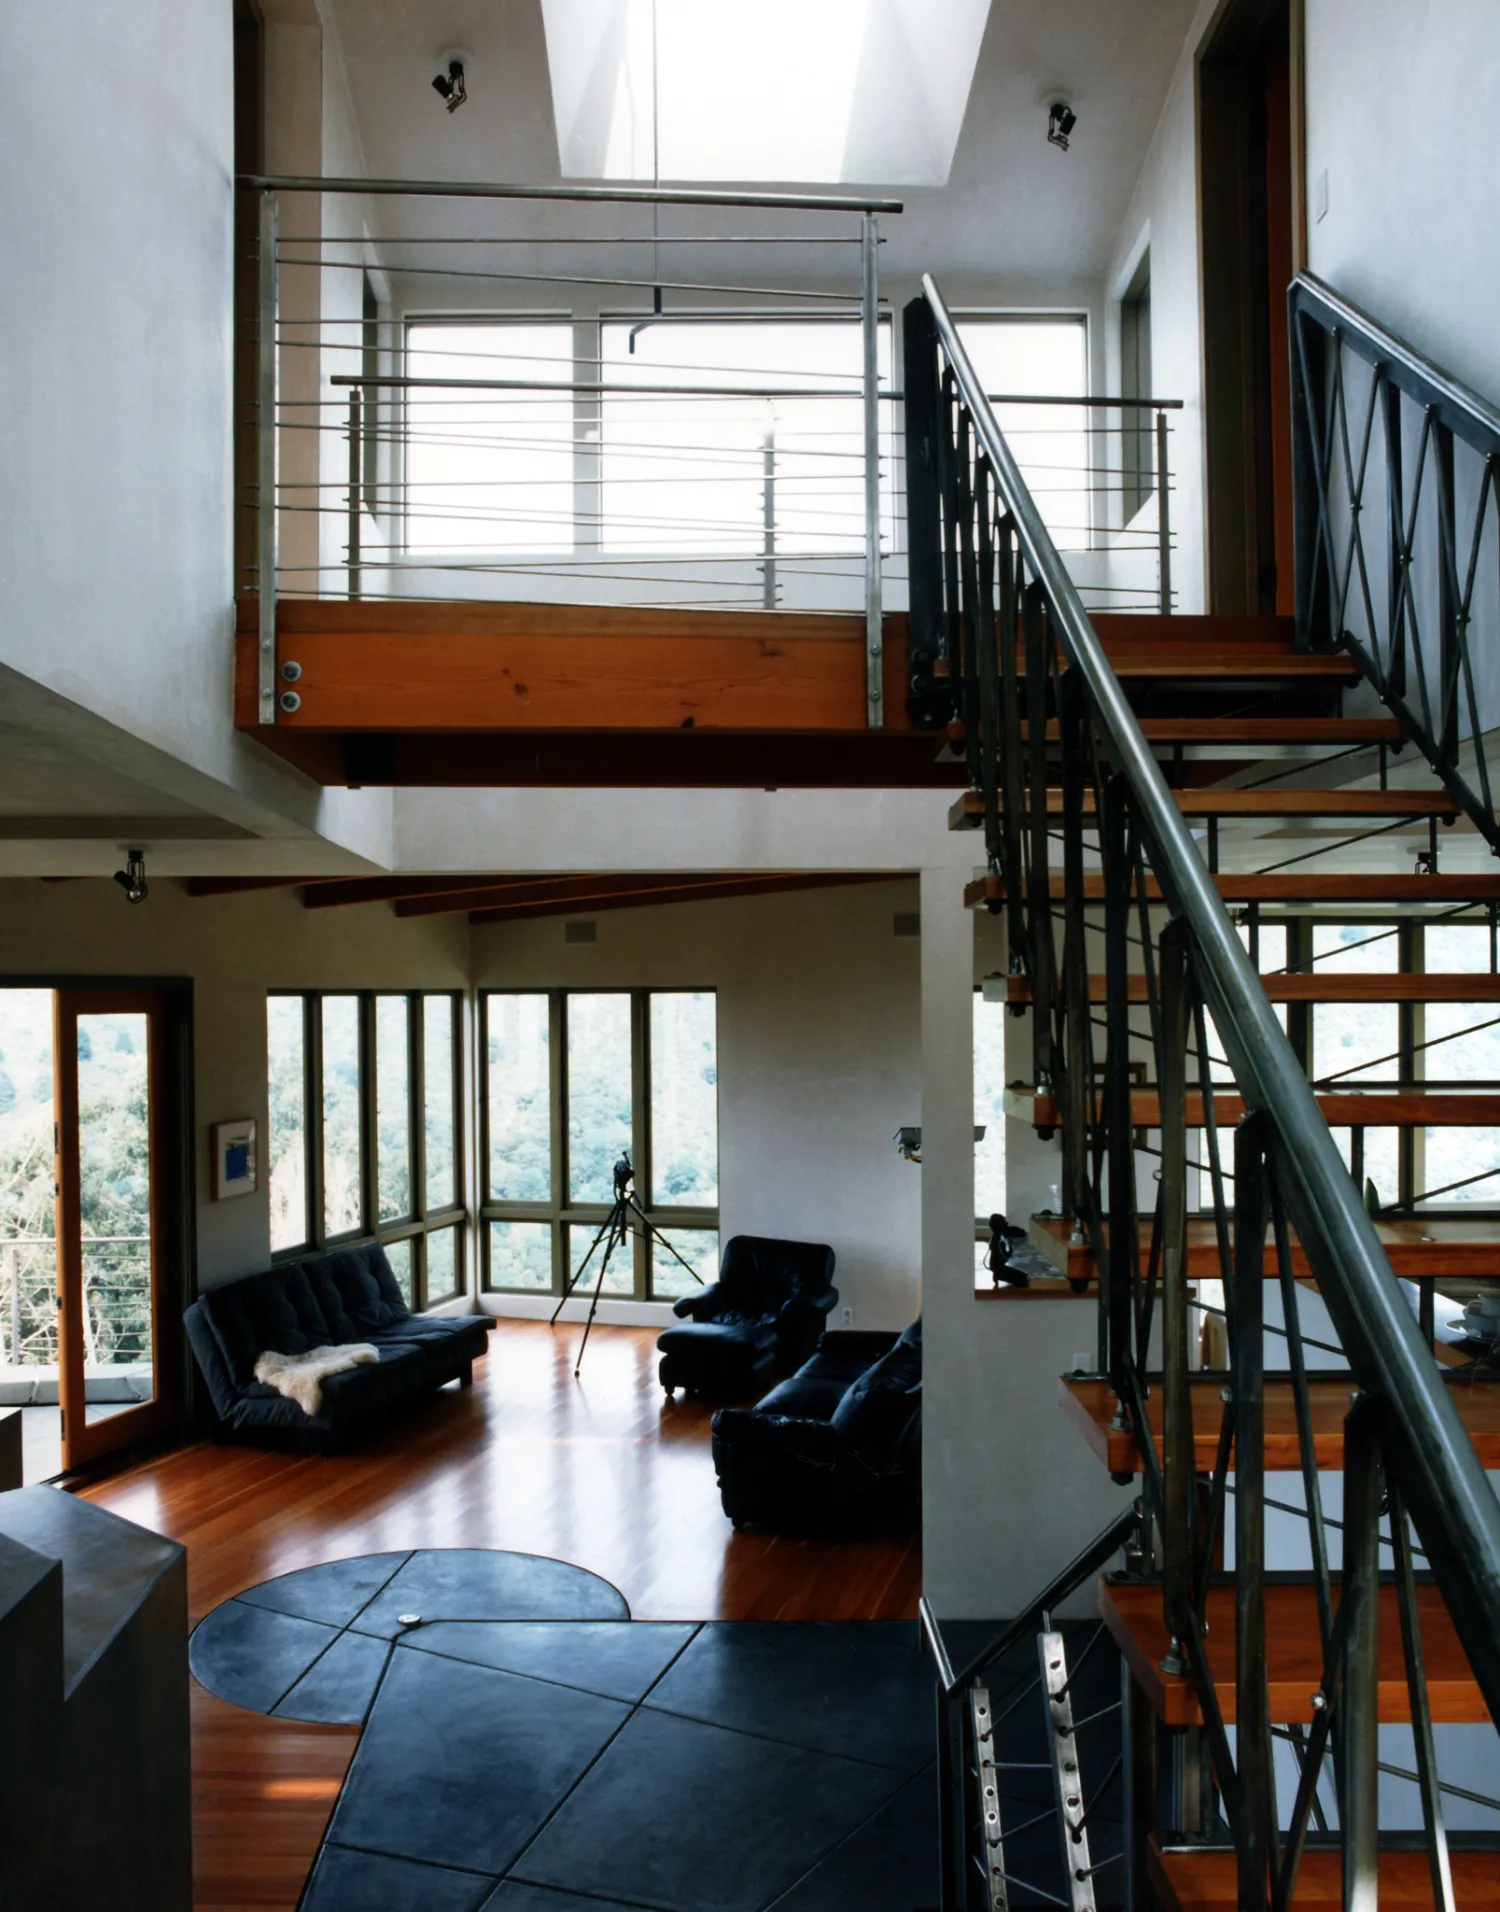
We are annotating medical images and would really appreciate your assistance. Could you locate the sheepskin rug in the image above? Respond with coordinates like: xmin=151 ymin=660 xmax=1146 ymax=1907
xmin=253 ymin=1343 xmax=379 ymax=1416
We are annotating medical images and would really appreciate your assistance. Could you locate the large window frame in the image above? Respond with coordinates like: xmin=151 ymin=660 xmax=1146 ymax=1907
xmin=480 ymin=987 xmax=720 ymax=1301
xmin=266 ymin=989 xmax=467 ymax=1309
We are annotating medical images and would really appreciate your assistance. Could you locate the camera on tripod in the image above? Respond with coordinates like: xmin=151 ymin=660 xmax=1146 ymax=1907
xmin=613 ymin=1151 xmax=634 ymax=1196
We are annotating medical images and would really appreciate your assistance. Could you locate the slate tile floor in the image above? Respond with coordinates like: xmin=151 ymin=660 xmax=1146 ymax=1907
xmin=190 ymin=1550 xmax=1123 ymax=1912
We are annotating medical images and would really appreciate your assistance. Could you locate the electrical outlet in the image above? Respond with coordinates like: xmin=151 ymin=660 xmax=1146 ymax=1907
xmin=839 ymin=1306 xmax=855 ymax=1327
xmin=1072 ymin=1351 xmax=1091 ymax=1373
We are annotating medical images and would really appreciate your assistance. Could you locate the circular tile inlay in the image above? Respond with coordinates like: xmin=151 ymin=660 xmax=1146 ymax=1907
xmin=189 ymin=1547 xmax=631 ymax=1723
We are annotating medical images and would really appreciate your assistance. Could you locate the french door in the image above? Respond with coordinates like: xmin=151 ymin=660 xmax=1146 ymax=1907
xmin=52 ymin=989 xmax=173 ymax=1468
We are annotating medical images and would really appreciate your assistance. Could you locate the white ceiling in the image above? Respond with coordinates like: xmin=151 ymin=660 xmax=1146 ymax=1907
xmin=325 ymin=0 xmax=1200 ymax=292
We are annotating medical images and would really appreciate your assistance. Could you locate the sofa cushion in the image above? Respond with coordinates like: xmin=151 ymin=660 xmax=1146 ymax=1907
xmin=301 ymin=1244 xmax=409 ymax=1336
xmin=829 ymin=1328 xmax=921 ymax=1454
xmin=197 ymin=1264 xmax=336 ymax=1389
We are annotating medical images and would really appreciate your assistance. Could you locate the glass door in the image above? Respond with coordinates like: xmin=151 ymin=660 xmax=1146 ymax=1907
xmin=53 ymin=989 xmax=171 ymax=1469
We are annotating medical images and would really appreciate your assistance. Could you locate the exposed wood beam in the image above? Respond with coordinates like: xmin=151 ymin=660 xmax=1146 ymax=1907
xmin=182 ymin=876 xmax=323 ymax=897
xmin=467 ymin=871 xmax=906 ymax=926
xmin=393 ymin=874 xmax=755 ymax=919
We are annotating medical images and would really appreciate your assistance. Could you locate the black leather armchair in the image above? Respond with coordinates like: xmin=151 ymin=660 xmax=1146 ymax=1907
xmin=656 ymin=1234 xmax=837 ymax=1399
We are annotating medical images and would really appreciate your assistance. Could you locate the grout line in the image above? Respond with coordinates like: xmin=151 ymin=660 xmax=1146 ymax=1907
xmin=264 ymin=1551 xmax=415 ymax=1718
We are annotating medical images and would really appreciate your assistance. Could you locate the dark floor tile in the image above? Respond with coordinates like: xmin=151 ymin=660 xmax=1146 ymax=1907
xmin=188 ymin=1598 xmax=338 ymax=1714
xmin=764 ymin=1771 xmax=936 ymax=1912
xmin=238 ymin=1551 xmax=411 ymax=1628
xmin=353 ymin=1549 xmax=629 ymax=1638
xmin=479 ymin=1887 xmax=656 ymax=1912
xmin=301 ymin=1842 xmax=494 ymax=1912
xmin=643 ymin=1621 xmax=931 ymax=1771
xmin=513 ymin=1706 xmax=906 ymax=1912
xmin=405 ymin=1621 xmax=697 ymax=1704
xmin=274 ymin=1627 xmax=392 ymax=1725
xmin=329 ymin=1642 xmax=629 ymax=1876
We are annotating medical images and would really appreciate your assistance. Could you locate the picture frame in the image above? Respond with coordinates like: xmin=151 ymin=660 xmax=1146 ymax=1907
xmin=212 ymin=1118 xmax=258 ymax=1200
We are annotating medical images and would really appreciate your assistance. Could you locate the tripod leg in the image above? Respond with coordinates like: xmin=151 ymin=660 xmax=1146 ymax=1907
xmin=628 ymin=1194 xmax=707 ymax=1288
xmin=551 ymin=1204 xmax=618 ymax=1327
xmin=574 ymin=1204 xmax=627 ymax=1377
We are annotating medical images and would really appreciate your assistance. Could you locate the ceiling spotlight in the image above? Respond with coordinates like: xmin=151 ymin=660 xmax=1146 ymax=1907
xmin=1047 ymin=100 xmax=1077 ymax=151
xmin=113 ymin=849 xmax=148 ymax=905
xmin=432 ymin=56 xmax=468 ymax=113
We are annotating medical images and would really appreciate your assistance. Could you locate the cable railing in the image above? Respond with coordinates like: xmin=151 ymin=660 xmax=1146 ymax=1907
xmin=1292 ymin=269 xmax=1500 ymax=854
xmin=909 ymin=272 xmax=1500 ymax=1909
xmin=0 ymin=1236 xmax=153 ymax=1372
xmin=239 ymin=174 xmax=1181 ymax=738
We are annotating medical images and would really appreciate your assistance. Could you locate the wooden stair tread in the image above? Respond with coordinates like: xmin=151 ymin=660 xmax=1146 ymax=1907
xmin=1029 ymin=1214 xmax=1500 ymax=1281
xmin=1058 ymin=1375 xmax=1500 ymax=1473
xmin=1101 ymin=1577 xmax=1488 ymax=1726
xmin=948 ymin=716 xmax=1404 ymax=744
xmin=967 ymin=873 xmax=1500 ymax=905
xmin=1149 ymin=1840 xmax=1500 ymax=1909
xmin=1009 ymin=1089 xmax=1500 ymax=1128
xmin=1007 ymin=973 xmax=1500 ymax=1005
xmin=951 ymin=787 xmax=1459 ymax=828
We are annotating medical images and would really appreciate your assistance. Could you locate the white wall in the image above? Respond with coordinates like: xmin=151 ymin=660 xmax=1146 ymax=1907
xmin=1306 ymin=0 xmax=1500 ymax=404
xmin=473 ymin=879 xmax=925 ymax=1330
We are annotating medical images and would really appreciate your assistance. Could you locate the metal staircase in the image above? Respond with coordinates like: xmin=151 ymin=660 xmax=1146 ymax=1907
xmin=910 ymin=273 xmax=1500 ymax=1908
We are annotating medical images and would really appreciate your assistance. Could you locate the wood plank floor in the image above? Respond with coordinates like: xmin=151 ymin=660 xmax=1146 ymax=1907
xmin=80 ymin=1321 xmax=921 ymax=1912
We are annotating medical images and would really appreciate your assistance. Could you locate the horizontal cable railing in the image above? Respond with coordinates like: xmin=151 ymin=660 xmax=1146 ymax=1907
xmin=912 ymin=271 xmax=1500 ymax=1907
xmin=239 ymin=175 xmax=1180 ymax=736
xmin=0 ymin=1236 xmax=153 ymax=1370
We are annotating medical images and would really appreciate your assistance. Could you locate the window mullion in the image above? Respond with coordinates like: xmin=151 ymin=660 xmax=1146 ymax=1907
xmin=410 ymin=991 xmax=427 ymax=1306
xmin=632 ymin=989 xmax=649 ymax=1300
xmin=307 ymin=993 xmax=325 ymax=1251
xmin=359 ymin=992 xmax=378 ymax=1244
xmin=551 ymin=990 xmax=567 ymax=1297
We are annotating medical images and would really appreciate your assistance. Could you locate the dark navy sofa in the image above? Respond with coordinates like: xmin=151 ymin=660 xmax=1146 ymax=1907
xmin=184 ymin=1243 xmax=491 ymax=1452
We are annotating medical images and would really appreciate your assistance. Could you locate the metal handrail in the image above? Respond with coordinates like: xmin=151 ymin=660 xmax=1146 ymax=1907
xmin=922 ymin=270 xmax=1500 ymax=1721
xmin=237 ymin=172 xmax=903 ymax=214
xmin=1293 ymin=269 xmax=1500 ymax=454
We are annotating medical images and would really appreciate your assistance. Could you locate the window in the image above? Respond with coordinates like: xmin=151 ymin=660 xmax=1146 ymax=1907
xmin=481 ymin=989 xmax=719 ymax=1300
xmin=955 ymin=316 xmax=1090 ymax=549
xmin=1119 ymin=253 xmax=1154 ymax=521
xmin=265 ymin=991 xmax=465 ymax=1307
xmin=404 ymin=321 xmax=576 ymax=555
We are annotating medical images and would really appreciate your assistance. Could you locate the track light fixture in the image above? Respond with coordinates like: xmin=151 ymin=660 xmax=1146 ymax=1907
xmin=432 ymin=57 xmax=468 ymax=113
xmin=113 ymin=849 xmax=149 ymax=905
xmin=1047 ymin=100 xmax=1077 ymax=151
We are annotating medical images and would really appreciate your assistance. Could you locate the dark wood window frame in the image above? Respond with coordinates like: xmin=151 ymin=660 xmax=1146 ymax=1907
xmin=480 ymin=987 xmax=720 ymax=1302
xmin=268 ymin=989 xmax=466 ymax=1309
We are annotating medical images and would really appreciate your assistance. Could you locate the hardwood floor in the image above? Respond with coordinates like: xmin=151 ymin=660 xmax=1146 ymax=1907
xmin=81 ymin=1321 xmax=922 ymax=1911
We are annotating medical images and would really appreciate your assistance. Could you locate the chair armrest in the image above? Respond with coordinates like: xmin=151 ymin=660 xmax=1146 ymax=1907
xmin=784 ymin=1286 xmax=838 ymax=1318
xmin=710 ymin=1408 xmax=843 ymax=1459
xmin=672 ymin=1281 xmax=725 ymax=1320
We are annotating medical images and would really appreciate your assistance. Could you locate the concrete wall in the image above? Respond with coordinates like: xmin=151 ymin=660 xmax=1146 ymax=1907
xmin=1305 ymin=0 xmax=1500 ymax=405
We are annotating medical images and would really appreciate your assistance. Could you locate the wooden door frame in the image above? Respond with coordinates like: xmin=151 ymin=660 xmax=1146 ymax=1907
xmin=1196 ymin=0 xmax=1304 ymax=614
xmin=48 ymin=986 xmax=187 ymax=1460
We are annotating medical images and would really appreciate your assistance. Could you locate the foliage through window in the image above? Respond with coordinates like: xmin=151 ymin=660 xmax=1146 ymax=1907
xmin=481 ymin=989 xmax=718 ymax=1301
xmin=266 ymin=991 xmax=465 ymax=1309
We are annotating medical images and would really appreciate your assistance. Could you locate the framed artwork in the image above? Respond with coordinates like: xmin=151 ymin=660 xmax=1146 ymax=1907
xmin=212 ymin=1118 xmax=258 ymax=1200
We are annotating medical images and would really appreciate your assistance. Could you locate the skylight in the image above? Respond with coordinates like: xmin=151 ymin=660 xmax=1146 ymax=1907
xmin=540 ymin=0 xmax=990 ymax=186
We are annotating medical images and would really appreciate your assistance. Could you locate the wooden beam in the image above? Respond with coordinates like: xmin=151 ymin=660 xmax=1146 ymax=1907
xmin=1029 ymin=1214 xmax=1500 ymax=1281
xmin=393 ymin=874 xmax=766 ymax=919
xmin=183 ymin=876 xmax=323 ymax=898
xmin=468 ymin=871 xmax=904 ymax=926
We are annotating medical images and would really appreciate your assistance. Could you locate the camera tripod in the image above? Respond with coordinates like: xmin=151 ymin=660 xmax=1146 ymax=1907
xmin=550 ymin=1151 xmax=704 ymax=1375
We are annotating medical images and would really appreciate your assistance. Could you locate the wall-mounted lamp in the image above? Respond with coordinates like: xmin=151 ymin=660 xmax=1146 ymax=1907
xmin=1047 ymin=100 xmax=1077 ymax=151
xmin=113 ymin=849 xmax=148 ymax=905
xmin=432 ymin=56 xmax=468 ymax=113
xmin=892 ymin=1124 xmax=986 ymax=1163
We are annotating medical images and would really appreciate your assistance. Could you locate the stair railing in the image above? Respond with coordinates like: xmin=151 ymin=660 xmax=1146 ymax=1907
xmin=909 ymin=275 xmax=1500 ymax=1909
xmin=1291 ymin=269 xmax=1500 ymax=854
